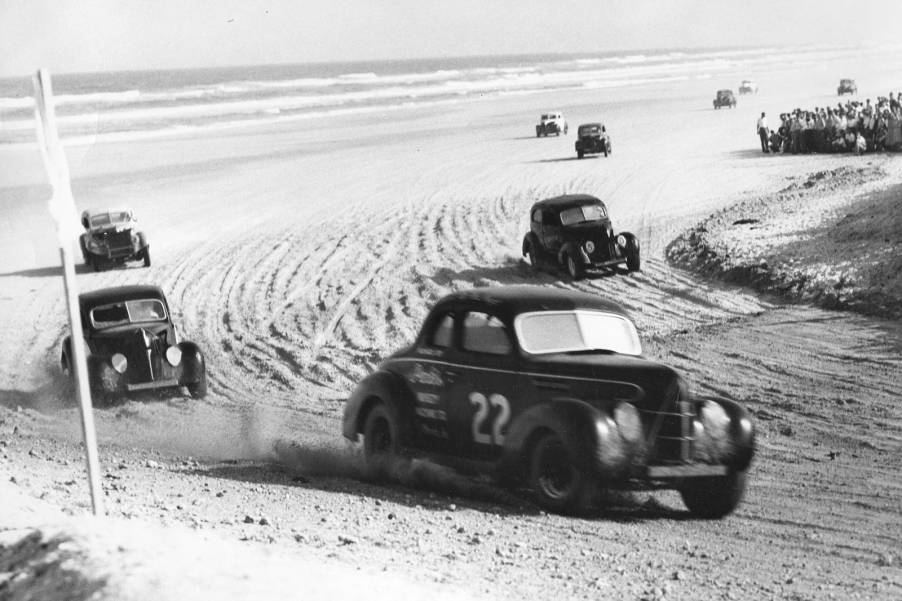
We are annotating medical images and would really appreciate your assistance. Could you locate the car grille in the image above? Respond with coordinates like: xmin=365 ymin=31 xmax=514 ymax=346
xmin=641 ymin=385 xmax=695 ymax=464
xmin=103 ymin=230 xmax=133 ymax=257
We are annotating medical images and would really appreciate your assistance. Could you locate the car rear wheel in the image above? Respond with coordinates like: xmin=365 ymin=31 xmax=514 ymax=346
xmin=679 ymin=470 xmax=747 ymax=519
xmin=143 ymin=247 xmax=151 ymax=267
xmin=565 ymin=253 xmax=585 ymax=280
xmin=529 ymin=432 xmax=591 ymax=514
xmin=363 ymin=403 xmax=400 ymax=476
xmin=577 ymin=150 xmax=584 ymax=159
xmin=625 ymin=238 xmax=641 ymax=272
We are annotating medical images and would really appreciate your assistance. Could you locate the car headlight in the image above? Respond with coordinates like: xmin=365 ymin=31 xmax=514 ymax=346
xmin=613 ymin=402 xmax=642 ymax=443
xmin=165 ymin=345 xmax=182 ymax=366
xmin=617 ymin=234 xmax=627 ymax=247
xmin=700 ymin=401 xmax=730 ymax=440
xmin=111 ymin=353 xmax=128 ymax=374
xmin=585 ymin=240 xmax=595 ymax=253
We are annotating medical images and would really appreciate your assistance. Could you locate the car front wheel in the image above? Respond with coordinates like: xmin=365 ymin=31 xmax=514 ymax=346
xmin=565 ymin=253 xmax=585 ymax=280
xmin=529 ymin=432 xmax=592 ymax=514
xmin=526 ymin=243 xmax=541 ymax=270
xmin=143 ymin=247 xmax=151 ymax=268
xmin=679 ymin=470 xmax=747 ymax=519
xmin=363 ymin=403 xmax=400 ymax=476
xmin=186 ymin=371 xmax=207 ymax=398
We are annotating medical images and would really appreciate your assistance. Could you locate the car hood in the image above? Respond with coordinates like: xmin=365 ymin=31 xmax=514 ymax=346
xmin=87 ymin=322 xmax=174 ymax=355
xmin=561 ymin=221 xmax=613 ymax=239
xmin=521 ymin=352 xmax=681 ymax=408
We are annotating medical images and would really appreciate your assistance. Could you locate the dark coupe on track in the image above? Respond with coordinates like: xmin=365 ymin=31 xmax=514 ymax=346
xmin=342 ymin=286 xmax=755 ymax=517
xmin=61 ymin=285 xmax=207 ymax=400
xmin=522 ymin=194 xmax=640 ymax=279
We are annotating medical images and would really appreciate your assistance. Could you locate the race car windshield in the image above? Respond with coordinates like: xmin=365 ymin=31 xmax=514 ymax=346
xmin=514 ymin=310 xmax=642 ymax=356
xmin=90 ymin=211 xmax=131 ymax=227
xmin=90 ymin=299 xmax=167 ymax=328
xmin=559 ymin=204 xmax=606 ymax=225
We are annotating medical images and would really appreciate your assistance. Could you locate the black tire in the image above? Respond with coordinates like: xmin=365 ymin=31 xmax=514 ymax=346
xmin=526 ymin=242 xmax=540 ymax=270
xmin=363 ymin=403 xmax=400 ymax=475
xmin=603 ymin=144 xmax=608 ymax=157
xmin=143 ymin=246 xmax=151 ymax=268
xmin=186 ymin=370 xmax=207 ymax=398
xmin=90 ymin=255 xmax=102 ymax=272
xmin=577 ymin=150 xmax=584 ymax=159
xmin=680 ymin=471 xmax=747 ymax=519
xmin=529 ymin=432 xmax=592 ymax=514
xmin=565 ymin=253 xmax=585 ymax=280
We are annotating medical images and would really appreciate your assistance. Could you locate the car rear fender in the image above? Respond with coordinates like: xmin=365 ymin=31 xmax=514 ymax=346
xmin=522 ymin=232 xmax=539 ymax=257
xmin=499 ymin=399 xmax=624 ymax=480
xmin=342 ymin=370 xmax=416 ymax=443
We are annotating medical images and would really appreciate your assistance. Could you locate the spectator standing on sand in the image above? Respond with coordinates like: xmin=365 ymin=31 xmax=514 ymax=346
xmin=790 ymin=114 xmax=802 ymax=154
xmin=814 ymin=110 xmax=827 ymax=152
xmin=854 ymin=130 xmax=867 ymax=155
xmin=756 ymin=112 xmax=769 ymax=153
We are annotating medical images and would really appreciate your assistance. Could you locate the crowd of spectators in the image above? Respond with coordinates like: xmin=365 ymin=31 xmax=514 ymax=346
xmin=756 ymin=93 xmax=902 ymax=155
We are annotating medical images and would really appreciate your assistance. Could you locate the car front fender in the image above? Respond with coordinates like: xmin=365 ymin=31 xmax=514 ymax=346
xmin=177 ymin=341 xmax=205 ymax=383
xmin=499 ymin=399 xmax=627 ymax=481
xmin=342 ymin=369 xmax=416 ymax=444
xmin=694 ymin=397 xmax=755 ymax=471
xmin=522 ymin=232 xmax=539 ymax=257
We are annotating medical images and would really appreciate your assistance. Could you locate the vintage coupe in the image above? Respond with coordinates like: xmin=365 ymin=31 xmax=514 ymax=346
xmin=713 ymin=89 xmax=737 ymax=109
xmin=60 ymin=285 xmax=207 ymax=399
xmin=574 ymin=123 xmax=611 ymax=158
xmin=342 ymin=286 xmax=755 ymax=517
xmin=79 ymin=208 xmax=150 ymax=271
xmin=837 ymin=78 xmax=857 ymax=96
xmin=535 ymin=112 xmax=568 ymax=137
xmin=522 ymin=194 xmax=640 ymax=279
xmin=738 ymin=79 xmax=758 ymax=94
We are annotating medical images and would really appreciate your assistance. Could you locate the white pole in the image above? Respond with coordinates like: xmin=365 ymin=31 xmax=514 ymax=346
xmin=32 ymin=69 xmax=104 ymax=516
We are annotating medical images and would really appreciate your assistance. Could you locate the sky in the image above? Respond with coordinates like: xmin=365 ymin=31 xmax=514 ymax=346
xmin=2 ymin=0 xmax=901 ymax=77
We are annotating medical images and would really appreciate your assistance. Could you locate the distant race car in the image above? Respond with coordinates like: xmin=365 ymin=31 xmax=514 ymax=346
xmin=61 ymin=285 xmax=207 ymax=400
xmin=837 ymin=79 xmax=857 ymax=96
xmin=574 ymin=123 xmax=611 ymax=158
xmin=522 ymin=194 xmax=640 ymax=279
xmin=535 ymin=112 xmax=568 ymax=137
xmin=738 ymin=80 xmax=758 ymax=94
xmin=342 ymin=285 xmax=756 ymax=516
xmin=79 ymin=208 xmax=150 ymax=272
xmin=713 ymin=89 xmax=737 ymax=109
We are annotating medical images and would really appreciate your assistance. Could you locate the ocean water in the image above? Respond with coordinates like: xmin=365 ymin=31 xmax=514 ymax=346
xmin=0 ymin=44 xmax=880 ymax=145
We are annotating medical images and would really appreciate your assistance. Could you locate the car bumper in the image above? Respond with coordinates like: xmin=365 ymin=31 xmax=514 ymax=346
xmin=126 ymin=378 xmax=180 ymax=392
xmin=646 ymin=464 xmax=729 ymax=479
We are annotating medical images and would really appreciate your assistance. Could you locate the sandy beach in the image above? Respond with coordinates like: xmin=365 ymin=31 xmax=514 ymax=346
xmin=2 ymin=46 xmax=901 ymax=600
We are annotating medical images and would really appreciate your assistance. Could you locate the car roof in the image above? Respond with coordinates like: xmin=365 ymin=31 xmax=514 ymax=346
xmin=79 ymin=285 xmax=166 ymax=312
xmin=432 ymin=285 xmax=630 ymax=319
xmin=717 ymin=89 xmax=733 ymax=94
xmin=578 ymin=122 xmax=603 ymax=128
xmin=531 ymin=194 xmax=604 ymax=210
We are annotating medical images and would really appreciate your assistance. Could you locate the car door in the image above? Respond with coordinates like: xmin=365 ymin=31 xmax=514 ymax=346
xmin=395 ymin=310 xmax=458 ymax=454
xmin=542 ymin=210 xmax=562 ymax=255
xmin=443 ymin=309 xmax=519 ymax=461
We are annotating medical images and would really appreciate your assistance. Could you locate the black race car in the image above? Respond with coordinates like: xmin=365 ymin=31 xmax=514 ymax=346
xmin=522 ymin=194 xmax=640 ymax=279
xmin=342 ymin=286 xmax=756 ymax=517
xmin=574 ymin=123 xmax=611 ymax=158
xmin=61 ymin=285 xmax=207 ymax=400
xmin=79 ymin=208 xmax=150 ymax=272
xmin=713 ymin=89 xmax=736 ymax=109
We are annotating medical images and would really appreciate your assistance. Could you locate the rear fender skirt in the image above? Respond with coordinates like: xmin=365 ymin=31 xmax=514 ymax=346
xmin=342 ymin=370 xmax=416 ymax=444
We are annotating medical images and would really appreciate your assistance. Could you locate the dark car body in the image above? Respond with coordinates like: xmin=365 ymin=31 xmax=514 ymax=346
xmin=837 ymin=79 xmax=857 ymax=96
xmin=61 ymin=285 xmax=207 ymax=399
xmin=574 ymin=123 xmax=611 ymax=158
xmin=535 ymin=112 xmax=568 ymax=137
xmin=342 ymin=286 xmax=755 ymax=516
xmin=521 ymin=194 xmax=640 ymax=279
xmin=713 ymin=89 xmax=736 ymax=109
xmin=79 ymin=208 xmax=150 ymax=272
